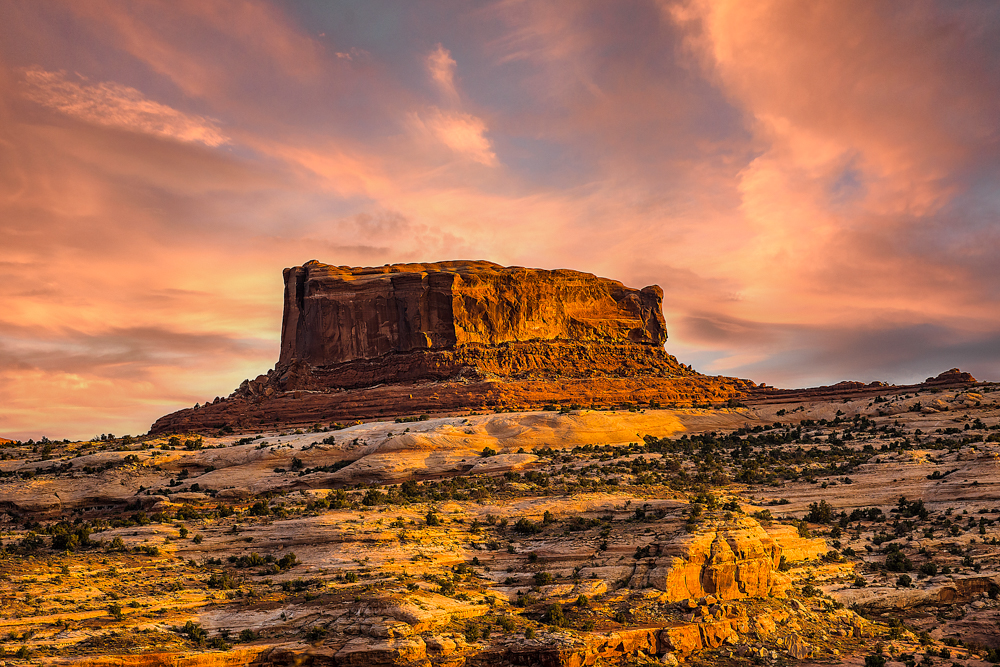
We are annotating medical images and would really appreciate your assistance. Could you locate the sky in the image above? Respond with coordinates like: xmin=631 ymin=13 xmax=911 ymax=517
xmin=2 ymin=1 xmax=1000 ymax=440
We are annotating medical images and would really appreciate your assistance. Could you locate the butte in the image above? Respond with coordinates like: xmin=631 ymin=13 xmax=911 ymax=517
xmin=149 ymin=260 xmax=758 ymax=434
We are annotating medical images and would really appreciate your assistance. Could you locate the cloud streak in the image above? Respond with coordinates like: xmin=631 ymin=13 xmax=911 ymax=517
xmin=20 ymin=67 xmax=228 ymax=146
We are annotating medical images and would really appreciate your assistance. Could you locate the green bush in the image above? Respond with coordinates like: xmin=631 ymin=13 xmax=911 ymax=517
xmin=183 ymin=620 xmax=208 ymax=645
xmin=514 ymin=518 xmax=541 ymax=535
xmin=544 ymin=603 xmax=565 ymax=627
xmin=534 ymin=572 xmax=554 ymax=586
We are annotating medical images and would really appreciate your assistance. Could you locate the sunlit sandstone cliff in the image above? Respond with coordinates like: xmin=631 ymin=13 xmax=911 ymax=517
xmin=280 ymin=260 xmax=666 ymax=367
xmin=151 ymin=261 xmax=754 ymax=433
xmin=274 ymin=260 xmax=669 ymax=390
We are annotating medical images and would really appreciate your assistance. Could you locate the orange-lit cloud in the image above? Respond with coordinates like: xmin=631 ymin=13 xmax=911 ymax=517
xmin=20 ymin=67 xmax=228 ymax=146
xmin=409 ymin=108 xmax=498 ymax=166
xmin=427 ymin=44 xmax=459 ymax=102
xmin=1 ymin=0 xmax=1000 ymax=439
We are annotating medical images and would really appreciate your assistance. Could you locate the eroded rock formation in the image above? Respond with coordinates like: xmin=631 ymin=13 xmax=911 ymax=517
xmin=152 ymin=261 xmax=753 ymax=433
xmin=280 ymin=260 xmax=666 ymax=368
xmin=272 ymin=260 xmax=670 ymax=391
xmin=633 ymin=517 xmax=826 ymax=601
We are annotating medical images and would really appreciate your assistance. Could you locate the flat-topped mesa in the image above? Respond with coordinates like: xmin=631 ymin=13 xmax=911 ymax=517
xmin=150 ymin=261 xmax=757 ymax=434
xmin=272 ymin=260 xmax=671 ymax=390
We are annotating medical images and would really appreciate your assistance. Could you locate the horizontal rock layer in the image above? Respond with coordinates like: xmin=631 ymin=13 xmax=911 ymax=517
xmin=150 ymin=374 xmax=756 ymax=434
xmin=276 ymin=341 xmax=688 ymax=392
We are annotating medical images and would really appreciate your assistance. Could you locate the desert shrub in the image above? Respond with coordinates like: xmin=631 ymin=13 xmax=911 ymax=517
xmin=182 ymin=620 xmax=207 ymax=645
xmin=207 ymin=572 xmax=238 ymax=589
xmin=884 ymin=545 xmax=912 ymax=572
xmin=544 ymin=603 xmax=565 ymax=627
xmin=362 ymin=489 xmax=384 ymax=506
xmin=805 ymin=500 xmax=834 ymax=523
xmin=514 ymin=518 xmax=541 ymax=535
xmin=534 ymin=572 xmax=554 ymax=586
xmin=248 ymin=501 xmax=270 ymax=516
xmin=865 ymin=645 xmax=887 ymax=667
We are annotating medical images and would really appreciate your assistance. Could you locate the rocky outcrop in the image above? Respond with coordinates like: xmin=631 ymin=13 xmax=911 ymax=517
xmin=746 ymin=368 xmax=978 ymax=406
xmin=926 ymin=368 xmax=977 ymax=385
xmin=150 ymin=374 xmax=756 ymax=435
xmin=151 ymin=260 xmax=755 ymax=433
xmin=634 ymin=517 xmax=824 ymax=601
xmin=273 ymin=260 xmax=671 ymax=391
xmin=280 ymin=260 xmax=666 ymax=369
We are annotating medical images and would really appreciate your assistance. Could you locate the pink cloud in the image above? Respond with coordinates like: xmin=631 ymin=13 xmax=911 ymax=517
xmin=409 ymin=108 xmax=498 ymax=166
xmin=1 ymin=0 xmax=1000 ymax=438
xmin=427 ymin=43 xmax=459 ymax=102
xmin=20 ymin=67 xmax=228 ymax=146
xmin=65 ymin=0 xmax=324 ymax=101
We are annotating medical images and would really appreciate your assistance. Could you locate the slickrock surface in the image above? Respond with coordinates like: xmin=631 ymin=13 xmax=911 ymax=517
xmin=151 ymin=261 xmax=756 ymax=434
xmin=5 ymin=379 xmax=1000 ymax=666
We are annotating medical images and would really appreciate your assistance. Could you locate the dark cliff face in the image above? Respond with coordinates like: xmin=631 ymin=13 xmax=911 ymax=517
xmin=277 ymin=260 xmax=667 ymax=369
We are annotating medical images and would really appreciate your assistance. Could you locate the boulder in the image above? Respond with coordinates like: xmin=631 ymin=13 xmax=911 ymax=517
xmin=786 ymin=633 xmax=812 ymax=659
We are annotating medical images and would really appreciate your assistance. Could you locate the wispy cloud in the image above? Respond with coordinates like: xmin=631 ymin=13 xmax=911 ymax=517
xmin=410 ymin=108 xmax=498 ymax=166
xmin=20 ymin=67 xmax=228 ymax=146
xmin=2 ymin=0 xmax=1000 ymax=440
xmin=427 ymin=43 xmax=459 ymax=101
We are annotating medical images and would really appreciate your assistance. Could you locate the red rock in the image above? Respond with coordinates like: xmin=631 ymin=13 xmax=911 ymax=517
xmin=281 ymin=260 xmax=665 ymax=366
xmin=151 ymin=261 xmax=755 ymax=434
xmin=274 ymin=260 xmax=668 ymax=390
xmin=925 ymin=368 xmax=977 ymax=385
